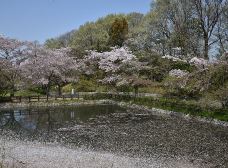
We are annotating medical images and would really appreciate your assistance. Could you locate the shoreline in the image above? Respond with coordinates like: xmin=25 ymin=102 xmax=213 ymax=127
xmin=115 ymin=101 xmax=228 ymax=127
xmin=0 ymin=99 xmax=228 ymax=127
xmin=0 ymin=99 xmax=108 ymax=109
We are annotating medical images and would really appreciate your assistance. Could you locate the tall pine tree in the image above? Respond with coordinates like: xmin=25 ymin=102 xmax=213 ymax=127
xmin=109 ymin=18 xmax=128 ymax=47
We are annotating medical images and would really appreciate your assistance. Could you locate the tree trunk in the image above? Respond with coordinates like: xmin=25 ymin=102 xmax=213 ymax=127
xmin=204 ymin=33 xmax=209 ymax=59
xmin=58 ymin=84 xmax=62 ymax=96
xmin=10 ymin=84 xmax=15 ymax=97
xmin=218 ymin=34 xmax=225 ymax=55
xmin=46 ymin=85 xmax=50 ymax=96
xmin=134 ymin=86 xmax=139 ymax=97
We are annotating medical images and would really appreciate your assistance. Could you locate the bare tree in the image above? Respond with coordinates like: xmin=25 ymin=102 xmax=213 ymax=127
xmin=193 ymin=0 xmax=225 ymax=59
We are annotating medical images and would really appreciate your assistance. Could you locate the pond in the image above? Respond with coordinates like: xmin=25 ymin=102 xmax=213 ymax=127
xmin=0 ymin=104 xmax=228 ymax=168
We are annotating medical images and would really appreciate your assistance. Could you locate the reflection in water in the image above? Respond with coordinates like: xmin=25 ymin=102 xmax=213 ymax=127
xmin=0 ymin=105 xmax=123 ymax=132
xmin=70 ymin=111 xmax=74 ymax=119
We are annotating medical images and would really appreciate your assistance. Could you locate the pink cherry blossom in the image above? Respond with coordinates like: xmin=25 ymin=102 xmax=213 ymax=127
xmin=162 ymin=55 xmax=187 ymax=63
xmin=20 ymin=43 xmax=83 ymax=94
xmin=189 ymin=57 xmax=208 ymax=69
xmin=85 ymin=47 xmax=150 ymax=91
xmin=169 ymin=69 xmax=189 ymax=78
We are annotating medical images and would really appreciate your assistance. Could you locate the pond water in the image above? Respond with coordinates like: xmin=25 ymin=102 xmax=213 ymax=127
xmin=0 ymin=104 xmax=228 ymax=168
xmin=0 ymin=105 xmax=122 ymax=131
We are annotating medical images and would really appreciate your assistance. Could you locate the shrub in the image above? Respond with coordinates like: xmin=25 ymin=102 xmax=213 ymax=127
xmin=216 ymin=86 xmax=228 ymax=108
xmin=208 ymin=64 xmax=228 ymax=90
xmin=163 ymin=76 xmax=202 ymax=99
xmin=62 ymin=84 xmax=74 ymax=93
xmin=171 ymin=61 xmax=194 ymax=72
xmin=75 ymin=80 xmax=96 ymax=92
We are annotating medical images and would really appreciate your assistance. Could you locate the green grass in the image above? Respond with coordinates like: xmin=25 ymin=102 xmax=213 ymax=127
xmin=139 ymin=85 xmax=165 ymax=94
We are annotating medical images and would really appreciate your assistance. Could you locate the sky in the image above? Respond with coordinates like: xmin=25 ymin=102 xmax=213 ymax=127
xmin=0 ymin=0 xmax=151 ymax=43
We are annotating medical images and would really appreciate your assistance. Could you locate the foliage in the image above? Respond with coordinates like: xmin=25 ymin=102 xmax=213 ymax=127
xmin=171 ymin=61 xmax=194 ymax=72
xmin=163 ymin=76 xmax=201 ymax=99
xmin=45 ymin=13 xmax=144 ymax=54
xmin=61 ymin=84 xmax=74 ymax=93
xmin=137 ymin=51 xmax=170 ymax=81
xmin=75 ymin=79 xmax=96 ymax=92
xmin=14 ymin=89 xmax=43 ymax=97
xmin=208 ymin=63 xmax=228 ymax=90
xmin=108 ymin=18 xmax=128 ymax=47
xmin=44 ymin=0 xmax=227 ymax=60
xmin=45 ymin=38 xmax=65 ymax=49
xmin=0 ymin=74 xmax=10 ymax=96
xmin=216 ymin=86 xmax=228 ymax=108
xmin=163 ymin=61 xmax=228 ymax=100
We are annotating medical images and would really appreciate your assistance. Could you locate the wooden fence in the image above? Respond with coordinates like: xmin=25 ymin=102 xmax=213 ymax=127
xmin=1 ymin=92 xmax=159 ymax=103
xmin=10 ymin=94 xmax=80 ymax=103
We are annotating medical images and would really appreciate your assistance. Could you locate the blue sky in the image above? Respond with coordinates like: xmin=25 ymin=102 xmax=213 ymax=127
xmin=0 ymin=0 xmax=151 ymax=43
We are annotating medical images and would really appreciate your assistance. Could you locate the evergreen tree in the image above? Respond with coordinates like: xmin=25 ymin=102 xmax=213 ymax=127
xmin=109 ymin=18 xmax=128 ymax=47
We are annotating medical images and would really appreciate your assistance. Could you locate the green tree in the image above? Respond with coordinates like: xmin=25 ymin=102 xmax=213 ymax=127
xmin=45 ymin=38 xmax=65 ymax=49
xmin=109 ymin=18 xmax=129 ymax=47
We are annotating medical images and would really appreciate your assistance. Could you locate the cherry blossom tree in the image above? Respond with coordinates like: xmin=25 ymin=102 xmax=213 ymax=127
xmin=21 ymin=44 xmax=83 ymax=95
xmin=85 ymin=47 xmax=151 ymax=95
xmin=0 ymin=35 xmax=29 ymax=96
xmin=189 ymin=57 xmax=209 ymax=69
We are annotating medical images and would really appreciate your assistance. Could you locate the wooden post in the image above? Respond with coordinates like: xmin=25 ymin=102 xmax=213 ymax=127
xmin=38 ymin=95 xmax=40 ymax=102
xmin=46 ymin=95 xmax=49 ymax=101
xmin=19 ymin=96 xmax=22 ymax=103
xmin=55 ymin=95 xmax=57 ymax=100
xmin=71 ymin=94 xmax=73 ymax=100
xmin=28 ymin=96 xmax=31 ymax=103
xmin=62 ymin=95 xmax=65 ymax=100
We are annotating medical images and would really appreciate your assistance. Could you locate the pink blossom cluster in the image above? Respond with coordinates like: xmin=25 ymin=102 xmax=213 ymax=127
xmin=189 ymin=57 xmax=208 ymax=69
xmin=169 ymin=69 xmax=189 ymax=78
xmin=20 ymin=44 xmax=81 ymax=86
xmin=162 ymin=55 xmax=187 ymax=63
xmin=86 ymin=47 xmax=145 ymax=86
